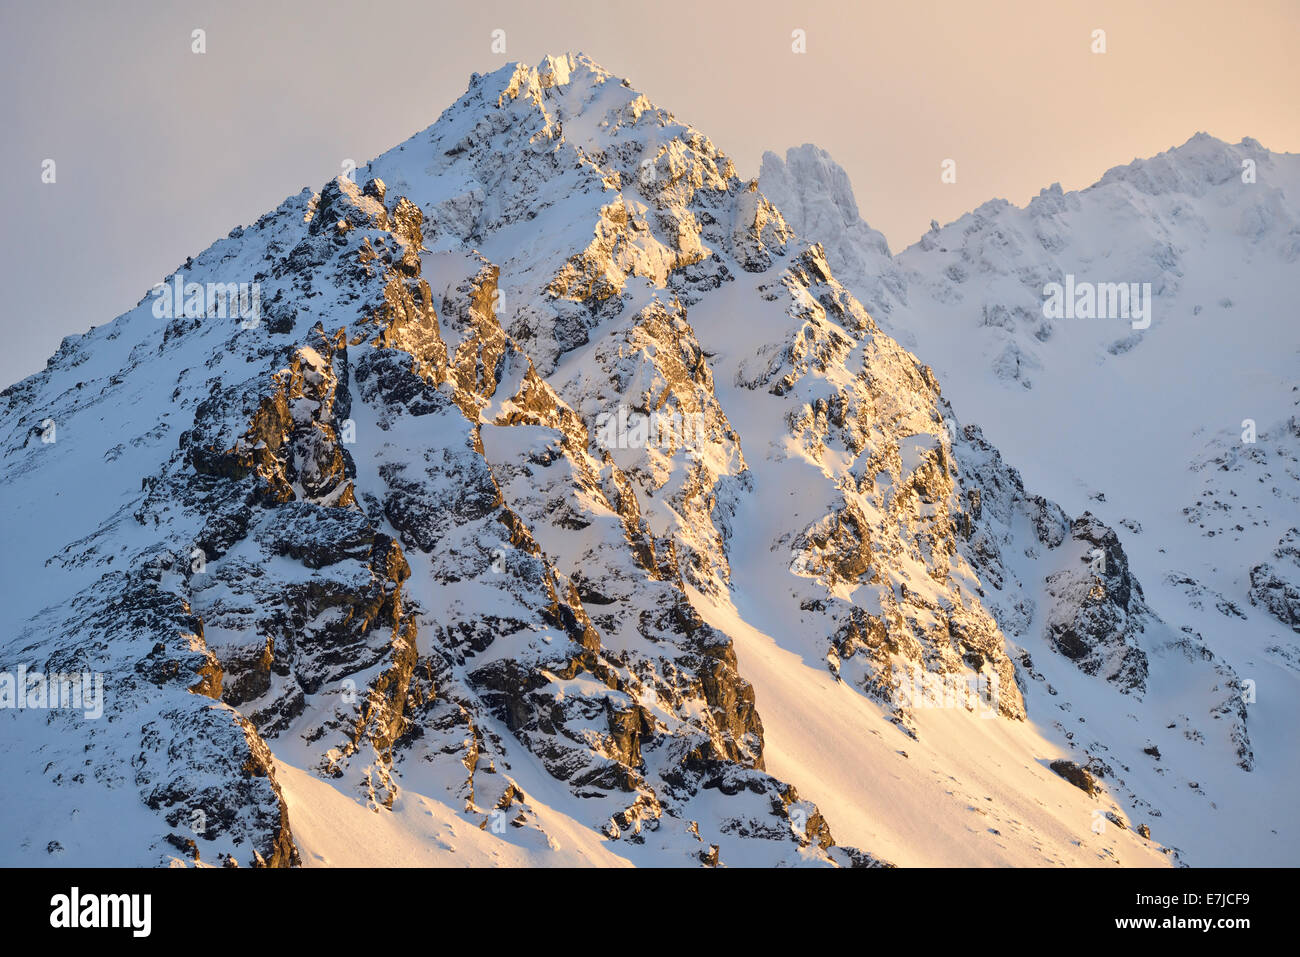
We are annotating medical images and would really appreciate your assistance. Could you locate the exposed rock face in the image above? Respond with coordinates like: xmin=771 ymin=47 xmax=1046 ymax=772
xmin=2 ymin=60 xmax=902 ymax=865
xmin=1050 ymin=760 xmax=1099 ymax=797
xmin=739 ymin=244 xmax=1029 ymax=728
xmin=1 ymin=573 xmax=298 ymax=867
xmin=1249 ymin=528 xmax=1300 ymax=633
xmin=755 ymin=128 xmax=1300 ymax=864
xmin=3 ymin=53 xmax=1266 ymax=867
xmin=1043 ymin=513 xmax=1150 ymax=693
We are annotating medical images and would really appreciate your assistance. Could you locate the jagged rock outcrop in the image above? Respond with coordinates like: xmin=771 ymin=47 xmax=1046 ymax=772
xmin=1042 ymin=513 xmax=1150 ymax=693
xmin=758 ymin=131 xmax=1295 ymax=862
xmin=5 ymin=53 xmax=1281 ymax=868
xmin=1249 ymin=527 xmax=1300 ymax=633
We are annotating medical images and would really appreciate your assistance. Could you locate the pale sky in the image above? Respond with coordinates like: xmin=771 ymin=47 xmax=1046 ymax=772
xmin=2 ymin=0 xmax=1296 ymax=388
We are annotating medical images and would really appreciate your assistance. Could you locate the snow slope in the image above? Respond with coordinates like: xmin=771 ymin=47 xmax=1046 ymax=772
xmin=0 ymin=56 xmax=1284 ymax=867
xmin=762 ymin=138 xmax=1300 ymax=864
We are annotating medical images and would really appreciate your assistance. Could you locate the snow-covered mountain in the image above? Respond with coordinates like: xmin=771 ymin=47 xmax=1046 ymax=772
xmin=763 ymin=136 xmax=1300 ymax=864
xmin=0 ymin=55 xmax=1284 ymax=867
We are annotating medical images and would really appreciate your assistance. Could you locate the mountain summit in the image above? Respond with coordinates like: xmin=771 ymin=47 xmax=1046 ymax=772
xmin=0 ymin=55 xmax=1279 ymax=866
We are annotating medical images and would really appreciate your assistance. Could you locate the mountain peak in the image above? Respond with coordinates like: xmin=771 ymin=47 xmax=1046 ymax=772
xmin=759 ymin=145 xmax=892 ymax=284
xmin=1092 ymin=132 xmax=1276 ymax=196
xmin=3 ymin=48 xmax=1292 ymax=869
